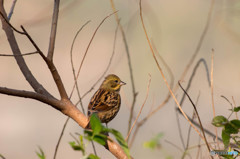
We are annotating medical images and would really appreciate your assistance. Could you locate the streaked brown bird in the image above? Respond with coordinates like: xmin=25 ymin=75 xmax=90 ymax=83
xmin=87 ymin=74 xmax=126 ymax=127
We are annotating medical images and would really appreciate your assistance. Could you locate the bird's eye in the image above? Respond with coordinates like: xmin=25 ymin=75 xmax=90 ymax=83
xmin=114 ymin=80 xmax=118 ymax=83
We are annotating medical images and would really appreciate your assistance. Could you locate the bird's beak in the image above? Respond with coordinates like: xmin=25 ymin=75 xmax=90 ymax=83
xmin=120 ymin=81 xmax=126 ymax=86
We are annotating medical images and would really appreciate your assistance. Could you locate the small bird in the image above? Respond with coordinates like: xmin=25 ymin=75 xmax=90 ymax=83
xmin=87 ymin=74 xmax=126 ymax=128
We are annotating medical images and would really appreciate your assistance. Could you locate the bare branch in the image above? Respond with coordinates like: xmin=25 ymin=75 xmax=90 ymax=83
xmin=109 ymin=0 xmax=138 ymax=137
xmin=70 ymin=11 xmax=117 ymax=97
xmin=178 ymin=82 xmax=212 ymax=155
xmin=69 ymin=21 xmax=91 ymax=114
xmin=125 ymin=74 xmax=151 ymax=141
xmin=20 ymin=25 xmax=68 ymax=99
xmin=0 ymin=1 xmax=132 ymax=158
xmin=69 ymin=20 xmax=97 ymax=155
xmin=0 ymin=11 xmax=24 ymax=34
xmin=0 ymin=51 xmax=38 ymax=57
xmin=20 ymin=26 xmax=46 ymax=59
xmin=54 ymin=21 xmax=91 ymax=159
xmin=172 ymin=0 xmax=215 ymax=92
xmin=74 ymin=21 xmax=120 ymax=106
xmin=210 ymin=49 xmax=219 ymax=148
xmin=81 ymin=21 xmax=120 ymax=99
xmin=175 ymin=106 xmax=186 ymax=149
xmin=179 ymin=58 xmax=210 ymax=106
xmin=0 ymin=7 xmax=51 ymax=97
xmin=8 ymin=0 xmax=17 ymax=20
xmin=0 ymin=87 xmax=61 ymax=109
xmin=53 ymin=117 xmax=70 ymax=159
xmin=76 ymin=11 xmax=117 ymax=79
xmin=139 ymin=0 xmax=205 ymax=142
xmin=47 ymin=0 xmax=60 ymax=60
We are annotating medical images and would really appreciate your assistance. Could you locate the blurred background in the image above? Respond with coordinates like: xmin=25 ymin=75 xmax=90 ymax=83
xmin=0 ymin=0 xmax=240 ymax=158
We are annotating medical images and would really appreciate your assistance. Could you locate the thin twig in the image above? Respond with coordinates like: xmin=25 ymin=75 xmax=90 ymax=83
xmin=172 ymin=0 xmax=215 ymax=93
xmin=175 ymin=58 xmax=210 ymax=150
xmin=135 ymin=41 xmax=174 ymax=121
xmin=221 ymin=95 xmax=233 ymax=108
xmin=164 ymin=139 xmax=184 ymax=153
xmin=0 ymin=8 xmax=51 ymax=97
xmin=128 ymin=38 xmax=174 ymax=146
xmin=53 ymin=117 xmax=70 ymax=159
xmin=68 ymin=20 xmax=90 ymax=99
xmin=140 ymin=0 xmax=204 ymax=142
xmin=196 ymin=137 xmax=202 ymax=159
xmin=152 ymin=40 xmax=174 ymax=89
xmin=80 ymin=21 xmax=120 ymax=99
xmin=178 ymin=82 xmax=212 ymax=156
xmin=21 ymin=26 xmax=68 ymax=99
xmin=20 ymin=26 xmax=46 ymax=59
xmin=0 ymin=1 xmax=129 ymax=158
xmin=70 ymin=11 xmax=117 ymax=97
xmin=109 ymin=0 xmax=138 ymax=136
xmin=130 ymin=0 xmax=215 ymax=147
xmin=165 ymin=140 xmax=193 ymax=159
xmin=70 ymin=132 xmax=80 ymax=145
xmin=179 ymin=58 xmax=210 ymax=106
xmin=185 ymin=92 xmax=201 ymax=149
xmin=0 ymin=51 xmax=38 ymax=57
xmin=54 ymin=20 xmax=120 ymax=158
xmin=232 ymin=96 xmax=238 ymax=119
xmin=54 ymin=21 xmax=90 ymax=159
xmin=210 ymin=49 xmax=219 ymax=147
xmin=8 ymin=0 xmax=17 ymax=20
xmin=69 ymin=21 xmax=91 ymax=114
xmin=73 ymin=20 xmax=119 ymax=106
xmin=125 ymin=74 xmax=151 ymax=141
xmin=47 ymin=0 xmax=60 ymax=60
xmin=175 ymin=106 xmax=186 ymax=149
xmin=0 ymin=11 xmax=24 ymax=34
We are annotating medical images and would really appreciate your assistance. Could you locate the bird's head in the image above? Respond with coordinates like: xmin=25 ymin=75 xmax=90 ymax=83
xmin=100 ymin=74 xmax=126 ymax=92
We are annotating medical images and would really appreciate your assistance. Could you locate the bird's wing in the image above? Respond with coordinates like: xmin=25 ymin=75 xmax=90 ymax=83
xmin=88 ymin=88 xmax=120 ymax=113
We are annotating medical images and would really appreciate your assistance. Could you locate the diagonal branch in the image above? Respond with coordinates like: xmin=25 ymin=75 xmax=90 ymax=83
xmin=173 ymin=0 xmax=215 ymax=93
xmin=69 ymin=11 xmax=117 ymax=97
xmin=8 ymin=0 xmax=17 ymax=20
xmin=178 ymin=82 xmax=212 ymax=155
xmin=109 ymin=0 xmax=138 ymax=137
xmin=125 ymin=74 xmax=151 ymax=141
xmin=139 ymin=0 xmax=205 ymax=143
xmin=0 ymin=87 xmax=61 ymax=109
xmin=20 ymin=26 xmax=68 ymax=100
xmin=47 ymin=0 xmax=60 ymax=60
xmin=0 ymin=6 xmax=51 ymax=97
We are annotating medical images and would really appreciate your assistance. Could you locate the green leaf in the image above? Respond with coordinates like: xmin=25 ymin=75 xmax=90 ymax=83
xmin=87 ymin=154 xmax=100 ymax=159
xmin=224 ymin=123 xmax=239 ymax=134
xmin=222 ymin=129 xmax=231 ymax=148
xmin=90 ymin=114 xmax=103 ymax=135
xmin=36 ymin=146 xmax=45 ymax=159
xmin=230 ymin=120 xmax=240 ymax=129
xmin=110 ymin=129 xmax=131 ymax=159
xmin=143 ymin=133 xmax=164 ymax=150
xmin=92 ymin=134 xmax=107 ymax=146
xmin=212 ymin=116 xmax=228 ymax=127
xmin=233 ymin=106 xmax=240 ymax=112
xmin=69 ymin=141 xmax=84 ymax=151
